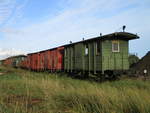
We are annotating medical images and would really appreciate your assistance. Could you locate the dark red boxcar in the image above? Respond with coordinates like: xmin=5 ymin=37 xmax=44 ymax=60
xmin=27 ymin=46 xmax=64 ymax=72
xmin=48 ymin=47 xmax=64 ymax=71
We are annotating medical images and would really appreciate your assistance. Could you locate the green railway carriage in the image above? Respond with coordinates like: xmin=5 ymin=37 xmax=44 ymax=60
xmin=64 ymin=32 xmax=139 ymax=76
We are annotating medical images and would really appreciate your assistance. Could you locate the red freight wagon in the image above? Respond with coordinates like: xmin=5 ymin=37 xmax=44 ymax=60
xmin=27 ymin=46 xmax=64 ymax=72
xmin=38 ymin=50 xmax=52 ymax=71
xmin=48 ymin=47 xmax=64 ymax=71
xmin=27 ymin=52 xmax=40 ymax=71
xmin=57 ymin=47 xmax=64 ymax=70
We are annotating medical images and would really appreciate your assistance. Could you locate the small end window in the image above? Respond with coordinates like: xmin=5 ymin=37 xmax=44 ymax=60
xmin=85 ymin=44 xmax=89 ymax=55
xmin=112 ymin=41 xmax=120 ymax=52
xmin=96 ymin=42 xmax=101 ymax=55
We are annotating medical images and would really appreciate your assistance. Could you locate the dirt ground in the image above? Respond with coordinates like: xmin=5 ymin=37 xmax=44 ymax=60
xmin=0 ymin=73 xmax=4 ymax=75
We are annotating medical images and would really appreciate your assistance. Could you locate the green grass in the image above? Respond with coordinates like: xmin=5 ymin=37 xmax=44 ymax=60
xmin=0 ymin=66 xmax=150 ymax=113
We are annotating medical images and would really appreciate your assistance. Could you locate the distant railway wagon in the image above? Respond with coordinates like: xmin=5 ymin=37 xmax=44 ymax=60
xmin=64 ymin=32 xmax=139 ymax=76
xmin=3 ymin=58 xmax=13 ymax=67
xmin=2 ymin=55 xmax=26 ymax=68
xmin=14 ymin=55 xmax=27 ymax=68
xmin=0 ymin=60 xmax=4 ymax=66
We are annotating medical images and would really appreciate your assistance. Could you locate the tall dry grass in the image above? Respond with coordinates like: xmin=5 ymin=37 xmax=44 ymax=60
xmin=0 ymin=66 xmax=150 ymax=113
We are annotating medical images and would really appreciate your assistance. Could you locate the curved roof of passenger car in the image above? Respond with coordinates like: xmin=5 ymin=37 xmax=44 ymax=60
xmin=65 ymin=32 xmax=139 ymax=46
xmin=28 ymin=32 xmax=139 ymax=55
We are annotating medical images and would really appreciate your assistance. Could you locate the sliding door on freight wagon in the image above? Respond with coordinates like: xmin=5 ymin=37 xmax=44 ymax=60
xmin=44 ymin=51 xmax=50 ymax=70
xmin=52 ymin=48 xmax=64 ymax=71
xmin=49 ymin=50 xmax=57 ymax=71
xmin=64 ymin=46 xmax=75 ymax=72
xmin=57 ymin=47 xmax=64 ymax=70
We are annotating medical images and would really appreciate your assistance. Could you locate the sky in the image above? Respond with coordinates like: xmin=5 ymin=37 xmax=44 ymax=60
xmin=0 ymin=0 xmax=150 ymax=59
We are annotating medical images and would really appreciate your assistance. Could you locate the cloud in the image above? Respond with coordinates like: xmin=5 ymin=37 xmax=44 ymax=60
xmin=0 ymin=27 xmax=25 ymax=34
xmin=0 ymin=48 xmax=25 ymax=60
xmin=1 ymin=0 xmax=150 ymax=57
xmin=0 ymin=0 xmax=16 ymax=26
xmin=4 ymin=0 xmax=29 ymax=26
xmin=0 ymin=0 xmax=29 ymax=27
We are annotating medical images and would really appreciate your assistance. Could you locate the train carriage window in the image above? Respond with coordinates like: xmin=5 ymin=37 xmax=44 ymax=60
xmin=96 ymin=41 xmax=101 ymax=55
xmin=112 ymin=40 xmax=120 ymax=52
xmin=85 ymin=44 xmax=89 ymax=55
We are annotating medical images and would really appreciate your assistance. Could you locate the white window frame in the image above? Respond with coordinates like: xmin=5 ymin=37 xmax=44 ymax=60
xmin=85 ymin=44 xmax=89 ymax=55
xmin=112 ymin=41 xmax=120 ymax=52
xmin=96 ymin=41 xmax=101 ymax=55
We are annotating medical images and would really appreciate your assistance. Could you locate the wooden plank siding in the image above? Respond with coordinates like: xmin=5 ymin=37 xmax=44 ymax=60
xmin=64 ymin=39 xmax=130 ymax=74
xmin=101 ymin=40 xmax=129 ymax=72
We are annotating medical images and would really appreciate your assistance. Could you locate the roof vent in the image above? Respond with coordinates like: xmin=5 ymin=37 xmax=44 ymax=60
xmin=100 ymin=33 xmax=102 ymax=36
xmin=82 ymin=38 xmax=84 ymax=41
xmin=123 ymin=25 xmax=126 ymax=32
xmin=70 ymin=41 xmax=72 ymax=44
